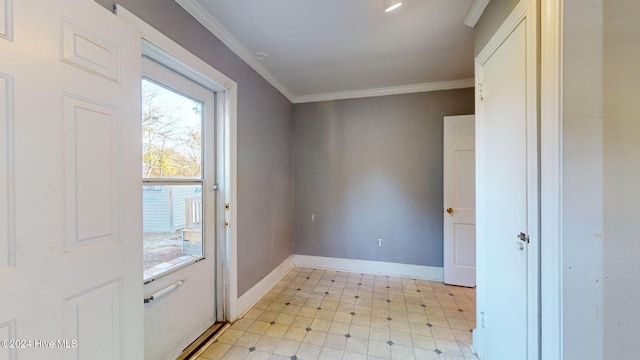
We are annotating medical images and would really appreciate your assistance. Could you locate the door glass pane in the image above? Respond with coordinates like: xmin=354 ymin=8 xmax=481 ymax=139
xmin=142 ymin=79 xmax=203 ymax=179
xmin=143 ymin=184 xmax=203 ymax=280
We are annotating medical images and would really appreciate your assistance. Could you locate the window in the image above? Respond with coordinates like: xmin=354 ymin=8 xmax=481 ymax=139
xmin=141 ymin=57 xmax=214 ymax=281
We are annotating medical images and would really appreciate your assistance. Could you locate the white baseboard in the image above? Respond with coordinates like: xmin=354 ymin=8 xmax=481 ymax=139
xmin=294 ymin=255 xmax=444 ymax=282
xmin=234 ymin=254 xmax=295 ymax=320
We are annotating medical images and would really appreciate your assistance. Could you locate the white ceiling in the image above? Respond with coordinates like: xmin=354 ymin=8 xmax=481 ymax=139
xmin=178 ymin=0 xmax=476 ymax=102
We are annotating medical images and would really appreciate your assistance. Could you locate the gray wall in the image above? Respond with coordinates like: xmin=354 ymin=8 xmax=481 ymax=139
xmin=562 ymin=0 xmax=604 ymax=358
xmin=474 ymin=0 xmax=520 ymax=55
xmin=604 ymin=0 xmax=640 ymax=358
xmin=95 ymin=0 xmax=294 ymax=296
xmin=293 ymin=90 xmax=475 ymax=267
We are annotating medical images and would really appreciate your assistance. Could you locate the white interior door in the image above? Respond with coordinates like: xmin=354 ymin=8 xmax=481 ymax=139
xmin=443 ymin=115 xmax=476 ymax=287
xmin=0 ymin=0 xmax=143 ymax=359
xmin=475 ymin=3 xmax=539 ymax=358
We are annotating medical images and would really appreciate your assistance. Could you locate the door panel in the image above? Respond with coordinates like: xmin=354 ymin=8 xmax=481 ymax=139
xmin=479 ymin=19 xmax=529 ymax=359
xmin=0 ymin=1 xmax=142 ymax=358
xmin=443 ymin=115 xmax=476 ymax=287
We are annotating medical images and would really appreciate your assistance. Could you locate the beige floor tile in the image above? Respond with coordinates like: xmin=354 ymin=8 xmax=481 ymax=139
xmin=217 ymin=329 xmax=245 ymax=345
xmin=247 ymin=321 xmax=272 ymax=335
xmin=264 ymin=324 xmax=289 ymax=338
xmin=296 ymin=343 xmax=321 ymax=360
xmin=328 ymin=321 xmax=350 ymax=335
xmin=245 ymin=350 xmax=271 ymax=360
xmin=343 ymin=351 xmax=367 ymax=360
xmin=235 ymin=332 xmax=262 ymax=348
xmin=431 ymin=326 xmax=457 ymax=341
xmin=244 ymin=308 xmax=265 ymax=320
xmin=389 ymin=320 xmax=411 ymax=333
xmin=283 ymin=326 xmax=307 ymax=342
xmin=267 ymin=354 xmax=290 ymax=360
xmin=323 ymin=333 xmax=347 ymax=350
xmin=350 ymin=314 xmax=371 ymax=327
xmin=369 ymin=327 xmax=390 ymax=342
xmin=200 ymin=342 xmax=232 ymax=360
xmin=368 ymin=340 xmax=391 ymax=359
xmin=254 ymin=335 xmax=281 ymax=353
xmin=220 ymin=346 xmax=250 ymax=360
xmin=302 ymin=330 xmax=327 ymax=346
xmin=275 ymin=313 xmax=296 ymax=326
xmin=435 ymin=339 xmax=463 ymax=356
xmin=349 ymin=324 xmax=370 ymax=339
xmin=272 ymin=339 xmax=300 ymax=357
xmin=290 ymin=316 xmax=313 ymax=329
xmin=414 ymin=347 xmax=441 ymax=360
xmin=315 ymin=310 xmax=335 ymax=321
xmin=411 ymin=335 xmax=437 ymax=350
xmin=345 ymin=336 xmax=368 ymax=354
xmin=389 ymin=330 xmax=413 ymax=346
xmin=318 ymin=346 xmax=344 ymax=360
xmin=196 ymin=268 xmax=476 ymax=360
xmin=310 ymin=319 xmax=331 ymax=332
xmin=391 ymin=344 xmax=416 ymax=360
xmin=231 ymin=318 xmax=256 ymax=332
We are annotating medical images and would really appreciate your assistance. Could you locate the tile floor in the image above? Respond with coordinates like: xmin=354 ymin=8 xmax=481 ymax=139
xmin=195 ymin=267 xmax=477 ymax=360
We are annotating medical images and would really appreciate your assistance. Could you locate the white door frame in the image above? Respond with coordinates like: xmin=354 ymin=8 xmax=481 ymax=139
xmin=474 ymin=0 xmax=540 ymax=358
xmin=116 ymin=7 xmax=240 ymax=322
xmin=540 ymin=0 xmax=563 ymax=358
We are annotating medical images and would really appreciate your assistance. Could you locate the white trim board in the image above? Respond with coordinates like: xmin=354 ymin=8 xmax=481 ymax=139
xmin=465 ymin=0 xmax=491 ymax=28
xmin=234 ymin=255 xmax=295 ymax=320
xmin=540 ymin=0 xmax=563 ymax=358
xmin=294 ymin=255 xmax=444 ymax=282
xmin=294 ymin=79 xmax=475 ymax=104
xmin=175 ymin=0 xmax=474 ymax=104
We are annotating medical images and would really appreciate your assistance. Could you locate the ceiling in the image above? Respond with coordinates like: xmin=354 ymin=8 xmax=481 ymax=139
xmin=177 ymin=0 xmax=476 ymax=103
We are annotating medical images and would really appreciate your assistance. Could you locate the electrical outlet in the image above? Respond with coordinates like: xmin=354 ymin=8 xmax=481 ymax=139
xmin=378 ymin=239 xmax=383 ymax=247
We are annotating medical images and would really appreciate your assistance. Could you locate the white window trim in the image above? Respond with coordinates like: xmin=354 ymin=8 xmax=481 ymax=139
xmin=116 ymin=5 xmax=239 ymax=322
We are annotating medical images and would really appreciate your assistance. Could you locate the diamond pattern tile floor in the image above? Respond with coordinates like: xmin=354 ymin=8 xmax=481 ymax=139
xmin=194 ymin=267 xmax=477 ymax=360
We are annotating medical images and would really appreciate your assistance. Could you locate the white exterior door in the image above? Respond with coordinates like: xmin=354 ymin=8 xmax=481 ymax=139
xmin=475 ymin=2 xmax=539 ymax=359
xmin=443 ymin=115 xmax=476 ymax=287
xmin=141 ymin=56 xmax=217 ymax=360
xmin=0 ymin=0 xmax=143 ymax=359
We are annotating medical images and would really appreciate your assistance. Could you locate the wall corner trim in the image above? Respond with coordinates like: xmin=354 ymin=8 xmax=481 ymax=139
xmin=464 ymin=0 xmax=491 ymax=28
xmin=294 ymin=255 xmax=444 ymax=282
xmin=234 ymin=254 xmax=296 ymax=320
xmin=175 ymin=0 xmax=295 ymax=103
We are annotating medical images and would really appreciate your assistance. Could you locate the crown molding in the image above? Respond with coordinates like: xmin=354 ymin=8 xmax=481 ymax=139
xmin=464 ymin=0 xmax=490 ymax=27
xmin=293 ymin=78 xmax=475 ymax=104
xmin=175 ymin=0 xmax=295 ymax=102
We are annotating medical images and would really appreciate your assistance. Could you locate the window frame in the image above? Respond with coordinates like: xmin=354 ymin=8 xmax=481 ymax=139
xmin=141 ymin=56 xmax=216 ymax=283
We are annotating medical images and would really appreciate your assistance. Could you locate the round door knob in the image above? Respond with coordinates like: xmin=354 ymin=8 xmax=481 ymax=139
xmin=446 ymin=208 xmax=453 ymax=214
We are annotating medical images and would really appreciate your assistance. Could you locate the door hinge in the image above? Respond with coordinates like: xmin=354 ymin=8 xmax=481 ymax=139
xmin=517 ymin=232 xmax=530 ymax=243
xmin=478 ymin=83 xmax=484 ymax=101
xmin=224 ymin=203 xmax=230 ymax=211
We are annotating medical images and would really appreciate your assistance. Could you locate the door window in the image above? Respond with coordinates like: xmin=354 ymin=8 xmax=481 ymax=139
xmin=141 ymin=59 xmax=214 ymax=281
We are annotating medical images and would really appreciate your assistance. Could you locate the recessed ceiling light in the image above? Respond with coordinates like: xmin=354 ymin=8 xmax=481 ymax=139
xmin=255 ymin=52 xmax=268 ymax=61
xmin=383 ymin=0 xmax=403 ymax=13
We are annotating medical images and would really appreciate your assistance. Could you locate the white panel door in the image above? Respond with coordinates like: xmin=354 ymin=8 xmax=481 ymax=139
xmin=443 ymin=115 xmax=476 ymax=287
xmin=0 ymin=1 xmax=142 ymax=359
xmin=476 ymin=11 xmax=537 ymax=359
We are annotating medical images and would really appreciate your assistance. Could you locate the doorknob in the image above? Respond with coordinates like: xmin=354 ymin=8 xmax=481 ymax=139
xmin=446 ymin=208 xmax=453 ymax=214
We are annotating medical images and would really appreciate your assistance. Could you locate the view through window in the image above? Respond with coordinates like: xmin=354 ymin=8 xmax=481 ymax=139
xmin=142 ymin=78 xmax=204 ymax=281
